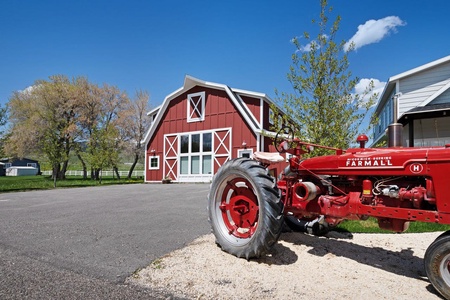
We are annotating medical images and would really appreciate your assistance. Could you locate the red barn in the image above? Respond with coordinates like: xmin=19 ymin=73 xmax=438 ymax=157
xmin=143 ymin=75 xmax=287 ymax=183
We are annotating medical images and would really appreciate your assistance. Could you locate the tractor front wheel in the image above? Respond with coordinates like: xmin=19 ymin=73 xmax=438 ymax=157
xmin=424 ymin=231 xmax=450 ymax=299
xmin=208 ymin=158 xmax=284 ymax=259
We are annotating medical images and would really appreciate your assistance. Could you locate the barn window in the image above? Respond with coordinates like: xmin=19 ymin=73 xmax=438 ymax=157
xmin=180 ymin=135 xmax=189 ymax=153
xmin=179 ymin=131 xmax=212 ymax=175
xmin=238 ymin=149 xmax=253 ymax=158
xmin=149 ymin=156 xmax=160 ymax=170
xmin=203 ymin=133 xmax=212 ymax=151
xmin=187 ymin=92 xmax=205 ymax=122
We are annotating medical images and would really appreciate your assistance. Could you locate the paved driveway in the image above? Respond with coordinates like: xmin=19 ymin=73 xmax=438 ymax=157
xmin=0 ymin=183 xmax=211 ymax=299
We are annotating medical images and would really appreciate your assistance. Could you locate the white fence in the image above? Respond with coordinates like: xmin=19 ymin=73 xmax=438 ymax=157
xmin=41 ymin=170 xmax=144 ymax=178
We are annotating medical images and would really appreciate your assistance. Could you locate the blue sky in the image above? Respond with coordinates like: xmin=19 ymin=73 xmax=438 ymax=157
xmin=1 ymin=0 xmax=450 ymax=115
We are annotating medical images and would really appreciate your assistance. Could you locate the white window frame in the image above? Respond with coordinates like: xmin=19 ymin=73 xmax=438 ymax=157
xmin=27 ymin=163 xmax=37 ymax=168
xmin=5 ymin=163 xmax=11 ymax=169
xmin=149 ymin=156 xmax=160 ymax=170
xmin=187 ymin=91 xmax=206 ymax=123
xmin=179 ymin=131 xmax=213 ymax=176
xmin=237 ymin=149 xmax=253 ymax=159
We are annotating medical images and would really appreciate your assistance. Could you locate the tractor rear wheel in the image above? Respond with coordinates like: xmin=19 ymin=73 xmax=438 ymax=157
xmin=208 ymin=158 xmax=284 ymax=259
xmin=424 ymin=231 xmax=450 ymax=299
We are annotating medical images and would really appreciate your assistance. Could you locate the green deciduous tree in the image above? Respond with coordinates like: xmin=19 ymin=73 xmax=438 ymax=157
xmin=0 ymin=104 xmax=6 ymax=129
xmin=5 ymin=75 xmax=150 ymax=184
xmin=6 ymin=75 xmax=81 ymax=184
xmin=123 ymin=90 xmax=151 ymax=179
xmin=83 ymin=83 xmax=129 ymax=181
xmin=0 ymin=104 xmax=8 ymax=157
xmin=277 ymin=0 xmax=377 ymax=155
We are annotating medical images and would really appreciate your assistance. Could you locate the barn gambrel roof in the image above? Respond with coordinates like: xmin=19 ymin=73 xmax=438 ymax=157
xmin=142 ymin=75 xmax=282 ymax=145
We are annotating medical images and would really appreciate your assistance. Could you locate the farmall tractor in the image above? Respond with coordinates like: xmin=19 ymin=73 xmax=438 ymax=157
xmin=208 ymin=124 xmax=450 ymax=299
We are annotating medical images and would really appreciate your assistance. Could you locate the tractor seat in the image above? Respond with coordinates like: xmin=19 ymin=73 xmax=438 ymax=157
xmin=252 ymin=152 xmax=285 ymax=165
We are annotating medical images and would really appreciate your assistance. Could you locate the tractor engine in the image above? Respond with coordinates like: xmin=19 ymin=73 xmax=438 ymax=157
xmin=278 ymin=174 xmax=436 ymax=232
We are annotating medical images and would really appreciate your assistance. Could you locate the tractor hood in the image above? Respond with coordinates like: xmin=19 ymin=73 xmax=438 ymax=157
xmin=298 ymin=146 xmax=450 ymax=176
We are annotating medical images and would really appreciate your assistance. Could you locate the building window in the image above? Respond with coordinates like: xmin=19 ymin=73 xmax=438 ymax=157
xmin=179 ymin=132 xmax=213 ymax=175
xmin=149 ymin=156 xmax=160 ymax=170
xmin=238 ymin=149 xmax=253 ymax=159
xmin=27 ymin=163 xmax=37 ymax=168
xmin=202 ymin=155 xmax=212 ymax=174
xmin=5 ymin=163 xmax=11 ymax=169
xmin=180 ymin=135 xmax=189 ymax=153
xmin=187 ymin=92 xmax=205 ymax=122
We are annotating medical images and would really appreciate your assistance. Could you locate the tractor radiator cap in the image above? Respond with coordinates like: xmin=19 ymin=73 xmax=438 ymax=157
xmin=356 ymin=134 xmax=369 ymax=148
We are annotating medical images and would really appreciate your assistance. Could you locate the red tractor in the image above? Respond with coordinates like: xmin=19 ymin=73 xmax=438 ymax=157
xmin=208 ymin=124 xmax=450 ymax=299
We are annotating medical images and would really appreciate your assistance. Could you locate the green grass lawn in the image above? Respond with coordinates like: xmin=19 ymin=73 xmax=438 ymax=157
xmin=336 ymin=217 xmax=450 ymax=233
xmin=0 ymin=175 xmax=144 ymax=193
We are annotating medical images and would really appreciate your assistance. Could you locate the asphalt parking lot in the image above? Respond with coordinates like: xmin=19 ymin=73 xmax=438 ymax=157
xmin=0 ymin=183 xmax=211 ymax=299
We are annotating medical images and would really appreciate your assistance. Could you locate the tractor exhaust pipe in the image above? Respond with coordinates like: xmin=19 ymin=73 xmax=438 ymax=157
xmin=388 ymin=123 xmax=403 ymax=147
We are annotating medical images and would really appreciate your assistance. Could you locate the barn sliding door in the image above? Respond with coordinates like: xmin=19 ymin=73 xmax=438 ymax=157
xmin=163 ymin=134 xmax=178 ymax=180
xmin=163 ymin=128 xmax=231 ymax=182
xmin=213 ymin=128 xmax=232 ymax=172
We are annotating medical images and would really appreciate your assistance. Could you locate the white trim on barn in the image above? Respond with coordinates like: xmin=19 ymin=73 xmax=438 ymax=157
xmin=163 ymin=134 xmax=179 ymax=180
xmin=162 ymin=127 xmax=232 ymax=183
xmin=237 ymin=148 xmax=253 ymax=158
xmin=187 ymin=91 xmax=206 ymax=122
xmin=148 ymin=155 xmax=160 ymax=170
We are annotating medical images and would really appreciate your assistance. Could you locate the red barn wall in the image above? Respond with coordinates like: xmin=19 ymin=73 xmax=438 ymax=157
xmin=146 ymin=86 xmax=257 ymax=182
xmin=240 ymin=95 xmax=261 ymax=125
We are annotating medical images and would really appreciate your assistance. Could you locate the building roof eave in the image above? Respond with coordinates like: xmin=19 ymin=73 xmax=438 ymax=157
xmin=146 ymin=105 xmax=161 ymax=116
xmin=373 ymin=55 xmax=450 ymax=116
xmin=374 ymin=80 xmax=396 ymax=115
xmin=390 ymin=55 xmax=450 ymax=82
xmin=143 ymin=75 xmax=264 ymax=146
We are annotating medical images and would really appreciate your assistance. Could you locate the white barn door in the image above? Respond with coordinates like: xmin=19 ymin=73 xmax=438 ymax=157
xmin=163 ymin=134 xmax=178 ymax=180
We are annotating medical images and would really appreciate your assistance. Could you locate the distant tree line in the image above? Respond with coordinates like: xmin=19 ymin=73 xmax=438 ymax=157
xmin=2 ymin=75 xmax=151 ymax=184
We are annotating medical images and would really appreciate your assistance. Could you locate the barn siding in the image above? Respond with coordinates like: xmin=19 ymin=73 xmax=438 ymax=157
xmin=240 ymin=95 xmax=261 ymax=124
xmin=262 ymin=101 xmax=271 ymax=132
xmin=146 ymin=86 xmax=258 ymax=182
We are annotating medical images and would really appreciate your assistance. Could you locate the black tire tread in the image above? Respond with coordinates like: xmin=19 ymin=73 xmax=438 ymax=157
xmin=424 ymin=231 xmax=450 ymax=300
xmin=208 ymin=158 xmax=284 ymax=259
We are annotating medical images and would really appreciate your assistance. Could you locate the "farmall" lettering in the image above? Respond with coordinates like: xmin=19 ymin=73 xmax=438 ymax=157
xmin=346 ymin=156 xmax=393 ymax=167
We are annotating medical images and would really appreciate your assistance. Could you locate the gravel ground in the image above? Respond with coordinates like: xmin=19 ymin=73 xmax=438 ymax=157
xmin=128 ymin=231 xmax=446 ymax=300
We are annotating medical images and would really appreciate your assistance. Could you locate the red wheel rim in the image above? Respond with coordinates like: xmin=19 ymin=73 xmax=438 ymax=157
xmin=219 ymin=177 xmax=259 ymax=238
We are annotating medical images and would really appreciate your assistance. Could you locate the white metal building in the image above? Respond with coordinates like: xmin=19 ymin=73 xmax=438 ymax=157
xmin=372 ymin=55 xmax=450 ymax=147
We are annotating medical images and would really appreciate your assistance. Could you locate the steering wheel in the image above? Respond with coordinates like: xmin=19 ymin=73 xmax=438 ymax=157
xmin=274 ymin=126 xmax=295 ymax=153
